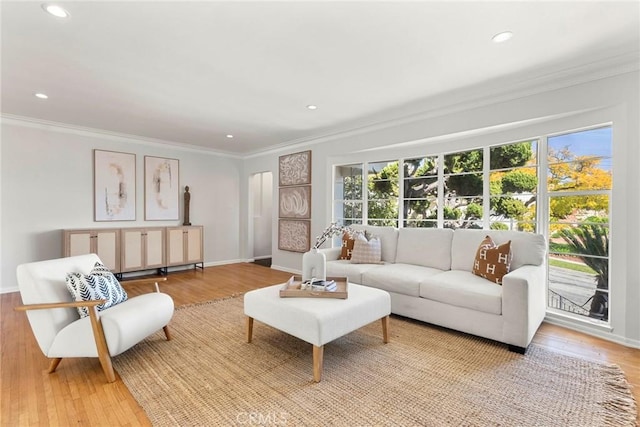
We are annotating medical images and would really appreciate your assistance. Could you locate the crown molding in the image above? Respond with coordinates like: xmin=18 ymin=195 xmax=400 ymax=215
xmin=3 ymin=48 xmax=638 ymax=161
xmin=0 ymin=114 xmax=243 ymax=159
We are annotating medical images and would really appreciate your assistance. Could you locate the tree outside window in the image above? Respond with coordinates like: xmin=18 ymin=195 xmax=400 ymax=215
xmin=368 ymin=161 xmax=398 ymax=227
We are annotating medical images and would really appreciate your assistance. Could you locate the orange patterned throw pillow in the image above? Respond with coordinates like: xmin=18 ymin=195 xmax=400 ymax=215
xmin=472 ymin=235 xmax=513 ymax=285
xmin=339 ymin=232 xmax=356 ymax=260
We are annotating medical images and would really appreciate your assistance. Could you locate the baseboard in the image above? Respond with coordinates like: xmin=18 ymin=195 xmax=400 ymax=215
xmin=1 ymin=286 xmax=18 ymax=295
xmin=253 ymin=255 xmax=272 ymax=260
xmin=543 ymin=317 xmax=640 ymax=349
xmin=203 ymin=259 xmax=245 ymax=267
xmin=270 ymin=264 xmax=301 ymax=275
xmin=0 ymin=259 xmax=257 ymax=294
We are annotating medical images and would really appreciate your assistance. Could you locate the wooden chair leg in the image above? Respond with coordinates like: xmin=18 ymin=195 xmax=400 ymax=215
xmin=48 ymin=358 xmax=62 ymax=373
xmin=87 ymin=306 xmax=116 ymax=383
xmin=163 ymin=325 xmax=172 ymax=341
xmin=246 ymin=317 xmax=254 ymax=343
xmin=98 ymin=354 xmax=116 ymax=383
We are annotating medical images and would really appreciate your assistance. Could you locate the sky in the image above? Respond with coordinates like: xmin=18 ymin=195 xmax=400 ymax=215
xmin=548 ymin=126 xmax=612 ymax=171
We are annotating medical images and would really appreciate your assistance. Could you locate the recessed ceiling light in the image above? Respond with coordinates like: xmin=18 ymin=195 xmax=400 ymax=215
xmin=35 ymin=93 xmax=49 ymax=99
xmin=42 ymin=4 xmax=70 ymax=18
xmin=306 ymin=105 xmax=318 ymax=110
xmin=492 ymin=31 xmax=513 ymax=43
xmin=226 ymin=134 xmax=234 ymax=139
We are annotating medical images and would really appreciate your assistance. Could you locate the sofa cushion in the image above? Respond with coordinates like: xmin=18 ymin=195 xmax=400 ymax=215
xmin=472 ymin=236 xmax=512 ymax=284
xmin=362 ymin=263 xmax=444 ymax=297
xmin=351 ymin=225 xmax=398 ymax=263
xmin=420 ymin=270 xmax=503 ymax=315
xmin=326 ymin=260 xmax=385 ymax=284
xmin=350 ymin=234 xmax=383 ymax=264
xmin=451 ymin=229 xmax=546 ymax=272
xmin=395 ymin=228 xmax=453 ymax=270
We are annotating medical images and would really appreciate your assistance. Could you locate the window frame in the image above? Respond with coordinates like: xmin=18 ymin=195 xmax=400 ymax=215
xmin=331 ymin=123 xmax=613 ymax=327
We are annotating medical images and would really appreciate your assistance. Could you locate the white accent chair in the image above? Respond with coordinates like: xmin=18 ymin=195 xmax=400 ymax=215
xmin=15 ymin=254 xmax=174 ymax=383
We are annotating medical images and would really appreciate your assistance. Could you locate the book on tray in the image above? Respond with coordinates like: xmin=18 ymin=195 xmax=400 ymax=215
xmin=302 ymin=278 xmax=337 ymax=291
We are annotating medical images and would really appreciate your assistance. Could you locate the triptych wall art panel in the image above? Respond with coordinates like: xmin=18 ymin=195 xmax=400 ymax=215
xmin=93 ymin=151 xmax=181 ymax=222
xmin=94 ymin=149 xmax=137 ymax=221
xmin=278 ymin=150 xmax=312 ymax=252
xmin=278 ymin=150 xmax=311 ymax=186
xmin=278 ymin=185 xmax=311 ymax=219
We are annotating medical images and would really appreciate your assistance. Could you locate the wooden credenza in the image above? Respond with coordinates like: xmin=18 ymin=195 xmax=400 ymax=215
xmin=166 ymin=226 xmax=204 ymax=268
xmin=62 ymin=226 xmax=204 ymax=274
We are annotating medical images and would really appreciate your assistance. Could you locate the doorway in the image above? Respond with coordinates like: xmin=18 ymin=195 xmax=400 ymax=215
xmin=249 ymin=172 xmax=273 ymax=266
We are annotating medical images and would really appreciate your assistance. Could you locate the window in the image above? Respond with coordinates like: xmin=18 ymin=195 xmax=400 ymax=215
xmin=331 ymin=124 xmax=612 ymax=326
xmin=367 ymin=161 xmax=398 ymax=227
xmin=334 ymin=164 xmax=363 ymax=226
xmin=442 ymin=149 xmax=483 ymax=229
xmin=403 ymin=156 xmax=438 ymax=228
xmin=489 ymin=140 xmax=538 ymax=232
xmin=546 ymin=126 xmax=611 ymax=322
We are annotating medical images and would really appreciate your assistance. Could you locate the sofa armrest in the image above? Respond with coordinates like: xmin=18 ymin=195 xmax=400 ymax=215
xmin=317 ymin=247 xmax=341 ymax=261
xmin=501 ymin=264 xmax=547 ymax=348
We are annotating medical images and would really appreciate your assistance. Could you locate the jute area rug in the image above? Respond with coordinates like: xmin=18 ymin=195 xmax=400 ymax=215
xmin=113 ymin=297 xmax=637 ymax=426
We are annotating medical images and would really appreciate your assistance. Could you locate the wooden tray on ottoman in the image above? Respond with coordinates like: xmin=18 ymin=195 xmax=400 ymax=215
xmin=279 ymin=276 xmax=348 ymax=299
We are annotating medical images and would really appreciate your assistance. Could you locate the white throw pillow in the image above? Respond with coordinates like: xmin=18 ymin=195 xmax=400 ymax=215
xmin=350 ymin=234 xmax=383 ymax=264
xmin=65 ymin=262 xmax=128 ymax=318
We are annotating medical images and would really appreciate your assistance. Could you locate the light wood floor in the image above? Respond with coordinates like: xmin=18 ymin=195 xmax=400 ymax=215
xmin=1 ymin=263 xmax=638 ymax=426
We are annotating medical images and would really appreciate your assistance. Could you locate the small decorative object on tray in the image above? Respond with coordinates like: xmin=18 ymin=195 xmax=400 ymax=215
xmin=279 ymin=276 xmax=348 ymax=299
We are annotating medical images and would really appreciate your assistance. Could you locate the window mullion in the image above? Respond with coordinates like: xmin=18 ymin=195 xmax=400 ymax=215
xmin=538 ymin=136 xmax=549 ymax=242
xmin=362 ymin=161 xmax=368 ymax=225
xmin=437 ymin=154 xmax=444 ymax=228
xmin=483 ymin=146 xmax=490 ymax=229
xmin=398 ymin=157 xmax=405 ymax=228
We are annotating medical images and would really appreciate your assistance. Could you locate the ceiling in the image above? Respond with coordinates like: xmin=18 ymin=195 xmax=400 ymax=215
xmin=2 ymin=1 xmax=639 ymax=155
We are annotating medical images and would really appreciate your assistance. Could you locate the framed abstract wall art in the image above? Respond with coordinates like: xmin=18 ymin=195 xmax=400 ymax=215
xmin=94 ymin=149 xmax=136 ymax=221
xmin=278 ymin=150 xmax=311 ymax=186
xmin=278 ymin=185 xmax=311 ymax=219
xmin=144 ymin=156 xmax=180 ymax=220
xmin=278 ymin=150 xmax=312 ymax=252
xmin=278 ymin=219 xmax=310 ymax=253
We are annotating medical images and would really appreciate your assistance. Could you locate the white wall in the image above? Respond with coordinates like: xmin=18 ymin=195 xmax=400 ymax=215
xmin=0 ymin=121 xmax=243 ymax=292
xmin=242 ymin=71 xmax=640 ymax=347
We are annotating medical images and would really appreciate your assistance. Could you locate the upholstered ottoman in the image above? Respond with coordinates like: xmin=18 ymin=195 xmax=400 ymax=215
xmin=244 ymin=283 xmax=391 ymax=382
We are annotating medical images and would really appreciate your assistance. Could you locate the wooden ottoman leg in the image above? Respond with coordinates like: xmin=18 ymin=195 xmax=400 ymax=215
xmin=381 ymin=316 xmax=390 ymax=343
xmin=246 ymin=316 xmax=254 ymax=343
xmin=313 ymin=345 xmax=324 ymax=382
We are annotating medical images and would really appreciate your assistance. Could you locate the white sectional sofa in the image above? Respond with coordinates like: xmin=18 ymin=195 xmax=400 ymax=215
xmin=320 ymin=225 xmax=547 ymax=353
